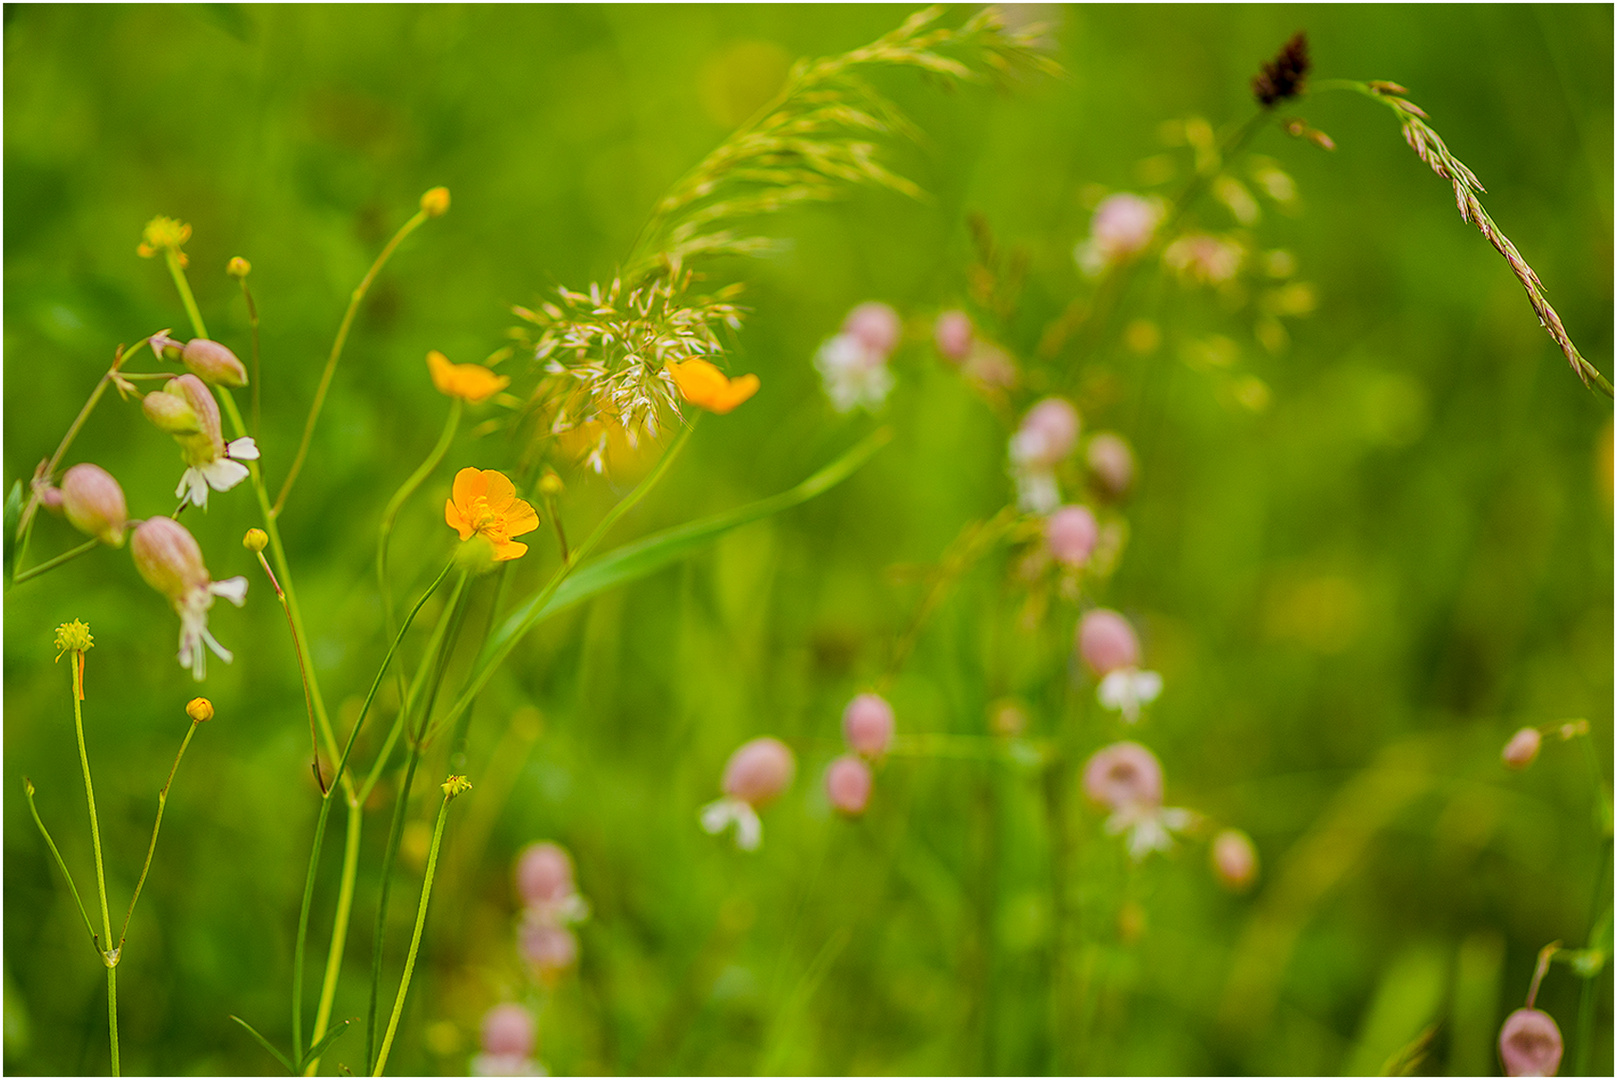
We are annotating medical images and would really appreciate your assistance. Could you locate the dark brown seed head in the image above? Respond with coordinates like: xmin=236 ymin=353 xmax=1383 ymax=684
xmin=1254 ymin=32 xmax=1310 ymax=107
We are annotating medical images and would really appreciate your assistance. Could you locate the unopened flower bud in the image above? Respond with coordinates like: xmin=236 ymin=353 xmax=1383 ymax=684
xmin=186 ymin=697 xmax=214 ymax=723
xmin=1077 ymin=609 xmax=1141 ymax=676
xmin=515 ymin=842 xmax=574 ymax=907
xmin=1086 ymin=433 xmax=1136 ymax=500
xmin=538 ymin=472 xmax=564 ymax=498
xmin=481 ymin=1003 xmax=535 ymax=1058
xmin=227 ymin=256 xmax=252 ymax=278
xmin=934 ymin=310 xmax=973 ymax=362
xmin=142 ymin=386 xmax=201 ymax=435
xmin=243 ymin=528 xmax=269 ymax=553
xmin=1499 ymin=1008 xmax=1563 ymax=1077
xmin=1502 ymin=727 xmax=1542 ymax=771
xmin=442 ymin=774 xmax=473 ymax=798
xmin=148 ymin=330 xmax=185 ymax=364
xmin=1082 ymin=741 xmax=1163 ymax=812
xmin=843 ymin=302 xmax=902 ymax=358
xmin=36 ymin=483 xmax=64 ymax=512
xmin=1211 ymin=828 xmax=1258 ymax=891
xmin=182 ymin=338 xmax=249 ymax=388
xmin=518 ymin=917 xmax=577 ymax=983
xmin=842 ymin=693 xmax=895 ymax=758
xmin=722 ymin=737 xmax=796 ymax=808
xmin=1046 ymin=505 xmax=1098 ymax=567
xmin=166 ymin=374 xmax=224 ymax=452
xmin=60 ymin=463 xmax=128 ymax=547
xmin=826 ymin=755 xmax=873 ymax=815
xmin=131 ymin=517 xmax=209 ymax=601
xmin=421 ymin=186 xmax=451 ymax=217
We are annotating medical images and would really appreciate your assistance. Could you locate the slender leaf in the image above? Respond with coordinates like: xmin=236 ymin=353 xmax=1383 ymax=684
xmin=4 ymin=479 xmax=23 ymax=583
xmin=306 ymin=1016 xmax=356 ymax=1064
xmin=229 ymin=1015 xmax=295 ymax=1075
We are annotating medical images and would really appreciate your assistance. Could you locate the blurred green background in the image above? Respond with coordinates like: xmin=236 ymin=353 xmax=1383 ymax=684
xmin=4 ymin=4 xmax=1612 ymax=1075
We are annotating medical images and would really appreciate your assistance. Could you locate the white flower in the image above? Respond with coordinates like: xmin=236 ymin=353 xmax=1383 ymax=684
xmin=814 ymin=333 xmax=893 ymax=413
xmin=700 ymin=796 xmax=763 ymax=851
xmin=1012 ymin=466 xmax=1061 ymax=514
xmin=177 ymin=437 xmax=259 ymax=509
xmin=1097 ymin=668 xmax=1163 ymax=723
xmin=471 ymin=1054 xmax=547 ymax=1077
xmin=1105 ymin=804 xmax=1196 ymax=860
xmin=175 ymin=576 xmax=249 ymax=680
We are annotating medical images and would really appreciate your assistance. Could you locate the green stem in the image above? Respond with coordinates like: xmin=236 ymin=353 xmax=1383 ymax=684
xmin=12 ymin=536 xmax=100 ymax=586
xmin=70 ymin=654 xmax=118 ymax=1074
xmin=365 ymin=574 xmax=472 ymax=1071
xmin=164 ymin=249 xmax=209 ymax=339
xmin=290 ymin=558 xmax=454 ymax=1070
xmin=117 ymin=720 xmax=199 ymax=951
xmin=304 ymin=802 xmax=363 ymax=1076
xmin=237 ymin=275 xmax=261 ymax=441
xmin=23 ymin=779 xmax=99 ymax=949
xmin=275 ymin=209 xmax=430 ymax=517
xmin=372 ymin=791 xmax=458 ymax=1077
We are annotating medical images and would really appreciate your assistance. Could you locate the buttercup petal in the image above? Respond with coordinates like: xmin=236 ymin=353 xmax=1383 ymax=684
xmin=492 ymin=538 xmax=529 ymax=562
xmin=446 ymin=498 xmax=475 ymax=540
xmin=482 ymin=469 xmax=517 ymax=511
xmin=452 ymin=467 xmax=487 ymax=509
xmin=503 ymin=500 xmax=541 ymax=538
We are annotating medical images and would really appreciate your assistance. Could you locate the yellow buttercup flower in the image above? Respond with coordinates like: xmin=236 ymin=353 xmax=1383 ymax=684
xmin=445 ymin=468 xmax=539 ymax=561
xmin=428 ymin=350 xmax=509 ymax=404
xmin=665 ymin=358 xmax=759 ymax=414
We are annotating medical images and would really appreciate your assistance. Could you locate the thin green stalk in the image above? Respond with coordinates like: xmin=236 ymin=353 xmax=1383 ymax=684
xmin=164 ymin=249 xmax=209 ymax=340
xmin=372 ymin=787 xmax=461 ymax=1077
xmin=304 ymin=803 xmax=363 ymax=1076
xmin=12 ymin=536 xmax=100 ymax=585
xmin=290 ymin=558 xmax=455 ymax=1070
xmin=276 ymin=208 xmax=431 ymax=517
xmin=254 ymin=548 xmax=327 ymax=792
xmin=436 ymin=421 xmax=697 ymax=735
xmin=365 ymin=574 xmax=473 ymax=1071
xmin=117 ymin=719 xmax=199 ymax=951
xmin=237 ymin=272 xmax=261 ymax=440
xmin=23 ymin=779 xmax=99 ymax=949
xmin=70 ymin=653 xmax=118 ymax=1074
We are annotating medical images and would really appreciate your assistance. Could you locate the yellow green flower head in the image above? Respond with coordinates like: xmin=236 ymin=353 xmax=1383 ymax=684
xmin=137 ymin=216 xmax=193 ymax=262
xmin=186 ymin=697 xmax=215 ymax=723
xmin=420 ymin=186 xmax=451 ymax=218
xmin=442 ymin=774 xmax=473 ymax=799
xmin=53 ymin=619 xmax=94 ymax=659
xmin=227 ymin=256 xmax=252 ymax=278
xmin=243 ymin=528 xmax=269 ymax=553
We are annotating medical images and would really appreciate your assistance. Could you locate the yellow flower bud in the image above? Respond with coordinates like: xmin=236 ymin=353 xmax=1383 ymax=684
xmin=227 ymin=256 xmax=252 ymax=278
xmin=538 ymin=472 xmax=564 ymax=498
xmin=186 ymin=697 xmax=215 ymax=723
xmin=54 ymin=619 xmax=94 ymax=657
xmin=442 ymin=774 xmax=473 ymax=799
xmin=243 ymin=528 xmax=269 ymax=553
xmin=420 ymin=186 xmax=451 ymax=217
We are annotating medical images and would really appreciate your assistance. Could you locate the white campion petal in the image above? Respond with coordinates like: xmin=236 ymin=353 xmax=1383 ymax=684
xmin=209 ymin=576 xmax=249 ymax=606
xmin=225 ymin=436 xmax=259 ymax=461
xmin=698 ymin=797 xmax=764 ymax=851
xmin=1013 ymin=468 xmax=1061 ymax=515
xmin=200 ymin=458 xmax=250 ymax=493
xmin=1097 ymin=669 xmax=1164 ymax=723
xmin=178 ymin=467 xmax=211 ymax=509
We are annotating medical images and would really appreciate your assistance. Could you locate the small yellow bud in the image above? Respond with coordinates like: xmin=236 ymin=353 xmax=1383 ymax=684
xmin=24 ymin=777 xmax=35 ymax=797
xmin=243 ymin=528 xmax=269 ymax=553
xmin=420 ymin=186 xmax=451 ymax=218
xmin=538 ymin=472 xmax=564 ymax=498
xmin=138 ymin=216 xmax=192 ymax=257
xmin=54 ymin=619 xmax=94 ymax=658
xmin=227 ymin=256 xmax=252 ymax=278
xmin=442 ymin=774 xmax=473 ymax=799
xmin=186 ymin=697 xmax=214 ymax=723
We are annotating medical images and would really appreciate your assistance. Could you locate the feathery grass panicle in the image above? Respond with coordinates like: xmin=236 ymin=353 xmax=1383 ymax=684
xmin=626 ymin=4 xmax=1060 ymax=280
xmin=1350 ymin=81 xmax=1612 ymax=397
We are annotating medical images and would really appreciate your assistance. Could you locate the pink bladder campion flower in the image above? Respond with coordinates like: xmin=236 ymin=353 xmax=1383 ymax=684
xmin=518 ymin=915 xmax=579 ymax=985
xmin=471 ymin=1003 xmax=543 ymax=1076
xmin=180 ymin=338 xmax=249 ymax=388
xmin=131 ymin=516 xmax=248 ymax=680
xmin=843 ymin=302 xmax=902 ymax=356
xmin=1211 ymin=828 xmax=1259 ymax=891
xmin=1078 ymin=609 xmax=1140 ymax=675
xmin=145 ymin=374 xmax=259 ymax=508
xmin=842 ymin=693 xmax=895 ymax=758
xmin=1502 ymin=727 xmax=1542 ymax=770
xmin=1086 ymin=433 xmax=1136 ymax=500
xmin=1046 ymin=505 xmax=1098 ymax=568
xmin=826 ymin=755 xmax=873 ymax=816
xmin=933 ymin=310 xmax=974 ymax=362
xmin=1009 ymin=397 xmax=1081 ymax=513
xmin=700 ymin=736 xmax=797 ymax=851
xmin=515 ymin=842 xmax=574 ymax=907
xmin=1498 ymin=1008 xmax=1563 ymax=1077
xmin=1075 ymin=193 xmax=1164 ymax=277
xmin=1082 ymin=741 xmax=1192 ymax=860
xmin=60 ymin=463 xmax=128 ymax=547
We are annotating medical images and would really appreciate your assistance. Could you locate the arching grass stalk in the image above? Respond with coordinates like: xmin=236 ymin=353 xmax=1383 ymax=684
xmin=372 ymin=777 xmax=470 ymax=1077
xmin=286 ymin=557 xmax=456 ymax=1072
xmin=275 ymin=193 xmax=445 ymax=517
xmin=364 ymin=571 xmax=475 ymax=1071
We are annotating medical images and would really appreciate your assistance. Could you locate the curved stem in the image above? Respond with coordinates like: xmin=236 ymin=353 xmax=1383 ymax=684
xmin=23 ymin=779 xmax=99 ymax=949
xmin=118 ymin=720 xmax=199 ymax=949
xmin=275 ymin=209 xmax=430 ymax=517
xmin=372 ymin=791 xmax=457 ymax=1076
xmin=12 ymin=536 xmax=100 ymax=585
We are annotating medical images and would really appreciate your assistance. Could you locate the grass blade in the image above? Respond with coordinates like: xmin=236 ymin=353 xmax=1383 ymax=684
xmin=230 ymin=1015 xmax=296 ymax=1075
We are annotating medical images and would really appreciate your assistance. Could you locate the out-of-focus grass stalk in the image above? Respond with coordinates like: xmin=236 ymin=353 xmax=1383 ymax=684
xmin=287 ymin=558 xmax=455 ymax=1071
xmin=116 ymin=715 xmax=201 ymax=951
xmin=372 ymin=784 xmax=463 ymax=1077
xmin=233 ymin=263 xmax=262 ymax=440
xmin=67 ymin=649 xmax=119 ymax=1074
xmin=304 ymin=803 xmax=361 ymax=1076
xmin=12 ymin=536 xmax=100 ymax=584
xmin=275 ymin=205 xmax=433 ymax=517
xmin=1574 ymin=730 xmax=1613 ymax=1076
xmin=252 ymin=545 xmax=327 ymax=792
xmin=364 ymin=571 xmax=473 ymax=1071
